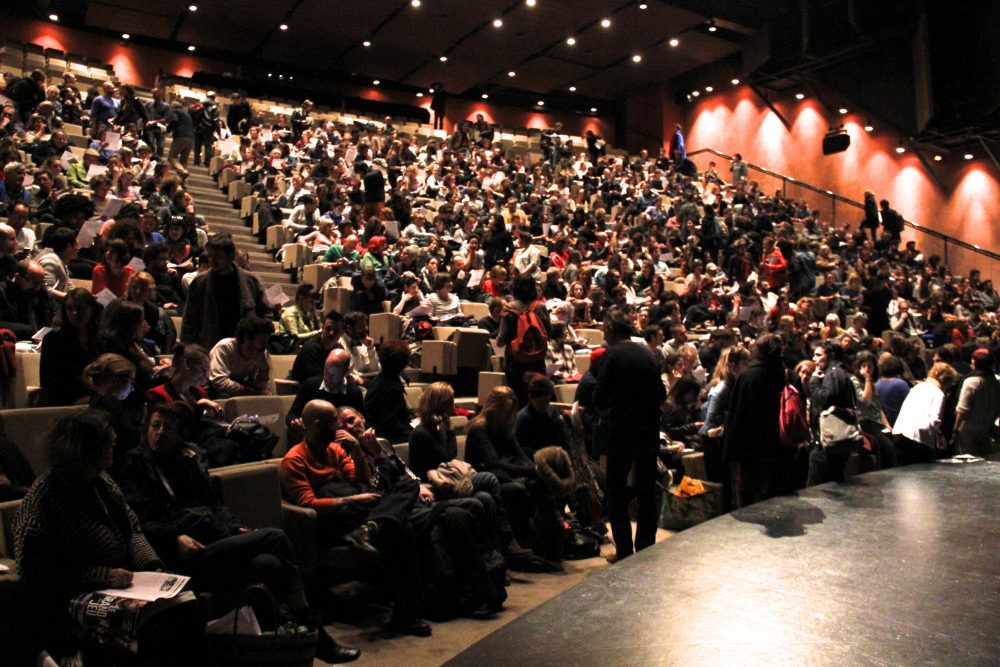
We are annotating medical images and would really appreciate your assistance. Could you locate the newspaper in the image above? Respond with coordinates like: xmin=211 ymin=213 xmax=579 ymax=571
xmin=95 ymin=571 xmax=190 ymax=602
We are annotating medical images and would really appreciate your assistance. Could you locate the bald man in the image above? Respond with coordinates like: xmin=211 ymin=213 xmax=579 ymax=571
xmin=0 ymin=259 xmax=53 ymax=340
xmin=287 ymin=347 xmax=364 ymax=442
xmin=279 ymin=399 xmax=430 ymax=637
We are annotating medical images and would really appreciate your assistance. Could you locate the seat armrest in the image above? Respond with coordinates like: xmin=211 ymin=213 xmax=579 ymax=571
xmin=281 ymin=501 xmax=318 ymax=575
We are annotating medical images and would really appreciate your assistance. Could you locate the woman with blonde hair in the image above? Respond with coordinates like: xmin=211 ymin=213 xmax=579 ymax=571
xmin=700 ymin=345 xmax=751 ymax=438
xmin=892 ymin=362 xmax=959 ymax=465
xmin=466 ymin=386 xmax=536 ymax=482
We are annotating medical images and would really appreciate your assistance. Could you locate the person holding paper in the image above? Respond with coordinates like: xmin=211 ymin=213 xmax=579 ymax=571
xmin=67 ymin=148 xmax=101 ymax=188
xmin=88 ymin=81 xmax=119 ymax=138
xmin=12 ymin=409 xmax=167 ymax=662
xmin=40 ymin=288 xmax=101 ymax=406
xmin=0 ymin=259 xmax=54 ymax=340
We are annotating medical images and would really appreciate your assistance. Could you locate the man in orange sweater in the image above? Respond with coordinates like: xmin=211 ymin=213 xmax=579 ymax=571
xmin=279 ymin=399 xmax=430 ymax=637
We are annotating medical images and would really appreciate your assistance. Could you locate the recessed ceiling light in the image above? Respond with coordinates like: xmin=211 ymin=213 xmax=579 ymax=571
xmin=289 ymin=76 xmax=294 ymax=80
xmin=267 ymin=73 xmax=273 ymax=78
xmin=278 ymin=74 xmax=284 ymax=79
xmin=48 ymin=13 xmax=58 ymax=21
xmin=526 ymin=0 xmax=536 ymax=6
xmin=568 ymin=86 xmax=577 ymax=92
xmin=429 ymin=88 xmax=435 ymax=93
xmin=691 ymin=90 xmax=700 ymax=97
xmin=566 ymin=36 xmax=576 ymax=46
xmin=669 ymin=38 xmax=679 ymax=47
xmin=122 ymin=33 xmax=130 ymax=40
xmin=864 ymin=123 xmax=874 ymax=132
xmin=362 ymin=40 xmax=371 ymax=47
xmin=439 ymin=55 xmax=448 ymax=62
xmin=187 ymin=45 xmax=196 ymax=51
xmin=416 ymin=92 xmax=424 ymax=97
xmin=188 ymin=4 xmax=197 ymax=11
xmin=411 ymin=0 xmax=421 ymax=7
xmin=964 ymin=153 xmax=974 ymax=160
xmin=838 ymin=107 xmax=848 ymax=114
xmin=508 ymin=70 xmax=516 ymax=77
xmin=639 ymin=3 xmax=648 ymax=9
xmin=493 ymin=18 xmax=503 ymax=28
xmin=933 ymin=154 xmax=942 ymax=161
xmin=279 ymin=23 xmax=288 ymax=30
xmin=590 ymin=107 xmax=597 ymax=112
xmin=537 ymin=100 xmax=544 ymax=106
xmin=632 ymin=54 xmax=642 ymax=63
xmin=895 ymin=146 xmax=906 ymax=154
xmin=373 ymin=80 xmax=380 ymax=86
xmin=795 ymin=93 xmax=805 ymax=100
xmin=708 ymin=20 xmax=717 ymax=32
xmin=601 ymin=18 xmax=611 ymax=28
xmin=705 ymin=85 xmax=713 ymax=92
xmin=731 ymin=78 xmax=740 ymax=85
xmin=482 ymin=93 xmax=489 ymax=99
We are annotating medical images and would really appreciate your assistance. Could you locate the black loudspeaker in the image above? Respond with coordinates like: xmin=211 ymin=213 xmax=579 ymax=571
xmin=822 ymin=132 xmax=851 ymax=155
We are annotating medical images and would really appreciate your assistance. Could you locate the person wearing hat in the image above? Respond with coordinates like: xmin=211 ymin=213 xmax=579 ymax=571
xmin=67 ymin=148 xmax=100 ymax=189
xmin=192 ymin=91 xmax=220 ymax=167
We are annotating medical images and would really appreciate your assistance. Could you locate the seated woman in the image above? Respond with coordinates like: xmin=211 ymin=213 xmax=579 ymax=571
xmin=84 ymin=353 xmax=144 ymax=462
xmin=99 ymin=299 xmax=157 ymax=392
xmin=363 ymin=340 xmax=414 ymax=442
xmin=421 ymin=272 xmax=463 ymax=322
xmin=146 ymin=343 xmax=224 ymax=443
xmin=104 ymin=271 xmax=170 ymax=354
xmin=91 ymin=238 xmax=136 ymax=297
xmin=891 ymin=362 xmax=958 ymax=465
xmin=466 ymin=386 xmax=536 ymax=484
xmin=392 ymin=273 xmax=424 ymax=318
xmin=514 ymin=374 xmax=566 ymax=460
xmin=297 ymin=219 xmax=337 ymax=261
xmin=11 ymin=409 xmax=170 ymax=663
xmin=545 ymin=322 xmax=579 ymax=383
xmin=114 ymin=403 xmax=359 ymax=663
xmin=280 ymin=282 xmax=321 ymax=340
xmin=40 ymin=288 xmax=102 ymax=406
xmin=659 ymin=376 xmax=703 ymax=479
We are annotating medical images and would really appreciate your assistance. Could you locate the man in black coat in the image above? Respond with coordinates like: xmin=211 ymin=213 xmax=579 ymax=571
xmin=722 ymin=333 xmax=786 ymax=508
xmin=593 ymin=308 xmax=665 ymax=560
xmin=0 ymin=260 xmax=53 ymax=340
xmin=879 ymin=199 xmax=904 ymax=243
xmin=290 ymin=310 xmax=346 ymax=383
xmin=287 ymin=349 xmax=364 ymax=442
xmin=806 ymin=341 xmax=859 ymax=486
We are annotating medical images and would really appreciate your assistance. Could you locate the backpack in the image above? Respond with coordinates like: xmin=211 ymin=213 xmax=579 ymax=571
xmin=505 ymin=301 xmax=548 ymax=364
xmin=779 ymin=377 xmax=810 ymax=450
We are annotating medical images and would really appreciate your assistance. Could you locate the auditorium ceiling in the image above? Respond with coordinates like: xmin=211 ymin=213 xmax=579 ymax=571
xmin=42 ymin=0 xmax=764 ymax=101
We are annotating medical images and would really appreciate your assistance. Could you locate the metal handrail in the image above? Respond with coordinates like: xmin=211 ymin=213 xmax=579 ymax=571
xmin=687 ymin=147 xmax=1000 ymax=268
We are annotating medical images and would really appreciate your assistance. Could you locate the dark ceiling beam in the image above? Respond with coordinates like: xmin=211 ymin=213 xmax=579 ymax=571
xmin=749 ymin=83 xmax=791 ymax=130
xmin=167 ymin=3 xmax=190 ymax=41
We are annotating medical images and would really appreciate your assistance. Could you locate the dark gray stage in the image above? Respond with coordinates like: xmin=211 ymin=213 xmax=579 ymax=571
xmin=449 ymin=462 xmax=1000 ymax=666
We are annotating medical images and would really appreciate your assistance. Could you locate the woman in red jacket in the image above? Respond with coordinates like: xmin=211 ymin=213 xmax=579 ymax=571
xmin=91 ymin=238 xmax=135 ymax=297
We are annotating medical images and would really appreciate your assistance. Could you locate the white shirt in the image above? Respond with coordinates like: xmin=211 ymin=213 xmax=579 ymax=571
xmin=892 ymin=381 xmax=944 ymax=447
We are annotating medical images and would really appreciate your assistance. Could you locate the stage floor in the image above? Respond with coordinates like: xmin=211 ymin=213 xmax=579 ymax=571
xmin=448 ymin=461 xmax=1000 ymax=666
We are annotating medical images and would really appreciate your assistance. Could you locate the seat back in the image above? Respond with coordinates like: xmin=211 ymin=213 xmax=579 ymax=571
xmin=459 ymin=302 xmax=490 ymax=320
xmin=0 ymin=406 xmax=88 ymax=475
xmin=211 ymin=461 xmax=284 ymax=531
xmin=477 ymin=372 xmax=506 ymax=406
xmin=554 ymin=383 xmax=577 ymax=404
xmin=223 ymin=396 xmax=289 ymax=456
xmin=13 ymin=352 xmax=42 ymax=408
xmin=576 ymin=328 xmax=605 ymax=346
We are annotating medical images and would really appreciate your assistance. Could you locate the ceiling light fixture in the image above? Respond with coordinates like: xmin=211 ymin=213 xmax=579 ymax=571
xmin=537 ymin=100 xmax=544 ymax=106
xmin=411 ymin=0 xmax=421 ymax=7
xmin=429 ymin=88 xmax=435 ymax=93
xmin=933 ymin=154 xmax=942 ymax=161
xmin=187 ymin=45 xmax=196 ymax=51
xmin=964 ymin=153 xmax=974 ymax=160
xmin=48 ymin=13 xmax=58 ymax=21
xmin=267 ymin=72 xmax=272 ymax=77
xmin=568 ymin=86 xmax=577 ymax=92
xmin=363 ymin=40 xmax=371 ymax=47
xmin=122 ymin=33 xmax=130 ymax=40
xmin=705 ymin=85 xmax=713 ymax=92
xmin=795 ymin=93 xmax=805 ymax=100
xmin=601 ymin=18 xmax=611 ymax=28
xmin=669 ymin=38 xmax=679 ymax=47
xmin=493 ymin=18 xmax=503 ymax=28
xmin=188 ymin=4 xmax=197 ymax=11
xmin=632 ymin=54 xmax=642 ymax=63
xmin=482 ymin=93 xmax=489 ymax=99
xmin=708 ymin=20 xmax=717 ymax=32
xmin=439 ymin=55 xmax=448 ymax=62
xmin=280 ymin=23 xmax=288 ymax=31
xmin=590 ymin=107 xmax=597 ymax=112
xmin=863 ymin=121 xmax=874 ymax=132
xmin=895 ymin=146 xmax=906 ymax=154
xmin=691 ymin=90 xmax=700 ymax=97
xmin=416 ymin=92 xmax=423 ymax=97
xmin=289 ymin=76 xmax=294 ymax=80
xmin=731 ymin=78 xmax=740 ymax=85
xmin=508 ymin=70 xmax=516 ymax=77
xmin=373 ymin=80 xmax=380 ymax=85
xmin=526 ymin=0 xmax=537 ymax=7
xmin=566 ymin=36 xmax=576 ymax=46
xmin=838 ymin=107 xmax=848 ymax=114
xmin=639 ymin=3 xmax=648 ymax=9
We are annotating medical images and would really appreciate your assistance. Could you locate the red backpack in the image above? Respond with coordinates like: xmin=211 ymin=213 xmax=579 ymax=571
xmin=506 ymin=301 xmax=548 ymax=364
xmin=779 ymin=375 xmax=810 ymax=450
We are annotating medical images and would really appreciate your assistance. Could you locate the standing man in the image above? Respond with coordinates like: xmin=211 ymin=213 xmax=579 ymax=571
xmin=669 ymin=123 xmax=686 ymax=160
xmin=227 ymin=92 xmax=252 ymax=137
xmin=730 ymin=153 xmax=748 ymax=184
xmin=430 ymin=84 xmax=446 ymax=130
xmin=879 ymin=198 xmax=904 ymax=244
xmin=88 ymin=81 xmax=118 ymax=139
xmin=166 ymin=100 xmax=195 ymax=179
xmin=193 ymin=91 xmax=220 ymax=168
xmin=290 ymin=99 xmax=314 ymax=141
xmin=951 ymin=349 xmax=1000 ymax=457
xmin=592 ymin=307 xmax=665 ymax=561
xmin=144 ymin=87 xmax=171 ymax=157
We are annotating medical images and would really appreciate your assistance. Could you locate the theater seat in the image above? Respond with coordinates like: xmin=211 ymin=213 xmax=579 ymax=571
xmin=211 ymin=461 xmax=285 ymax=532
xmin=223 ymin=396 xmax=291 ymax=456
xmin=13 ymin=352 xmax=42 ymax=409
xmin=0 ymin=406 xmax=89 ymax=475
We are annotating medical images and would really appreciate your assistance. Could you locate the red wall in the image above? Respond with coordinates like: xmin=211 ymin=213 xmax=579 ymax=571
xmin=6 ymin=17 xmax=612 ymax=142
xmin=676 ymin=86 xmax=1000 ymax=282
